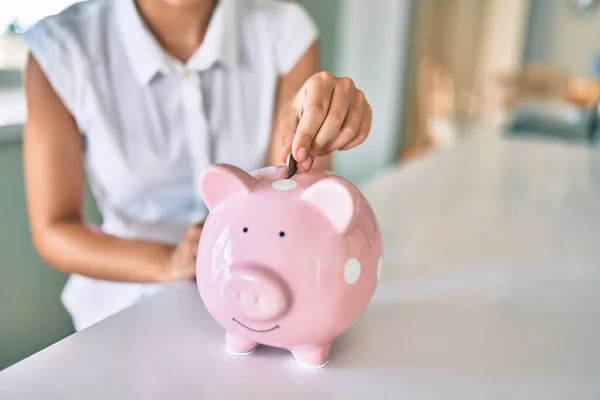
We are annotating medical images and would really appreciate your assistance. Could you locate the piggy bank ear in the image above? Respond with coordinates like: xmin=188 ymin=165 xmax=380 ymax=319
xmin=199 ymin=164 xmax=257 ymax=211
xmin=301 ymin=178 xmax=355 ymax=233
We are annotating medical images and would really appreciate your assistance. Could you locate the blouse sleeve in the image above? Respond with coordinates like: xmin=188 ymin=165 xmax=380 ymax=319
xmin=23 ymin=16 xmax=83 ymax=119
xmin=273 ymin=2 xmax=320 ymax=75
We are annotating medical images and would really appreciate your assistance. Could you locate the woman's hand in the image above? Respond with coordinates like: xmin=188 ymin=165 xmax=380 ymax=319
xmin=163 ymin=222 xmax=203 ymax=281
xmin=277 ymin=71 xmax=372 ymax=171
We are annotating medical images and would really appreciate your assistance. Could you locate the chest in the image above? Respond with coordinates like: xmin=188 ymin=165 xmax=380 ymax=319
xmin=78 ymin=61 xmax=279 ymax=208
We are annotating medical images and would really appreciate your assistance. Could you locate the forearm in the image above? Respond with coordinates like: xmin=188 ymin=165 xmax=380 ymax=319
xmin=34 ymin=220 xmax=174 ymax=283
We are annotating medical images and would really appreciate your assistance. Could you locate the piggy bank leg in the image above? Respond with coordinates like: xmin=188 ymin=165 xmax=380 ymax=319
xmin=226 ymin=331 xmax=258 ymax=356
xmin=291 ymin=344 xmax=331 ymax=368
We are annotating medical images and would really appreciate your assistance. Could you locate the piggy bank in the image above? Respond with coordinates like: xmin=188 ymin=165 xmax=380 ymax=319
xmin=196 ymin=164 xmax=383 ymax=368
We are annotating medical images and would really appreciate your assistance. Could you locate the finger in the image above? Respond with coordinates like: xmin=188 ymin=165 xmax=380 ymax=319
xmin=300 ymin=78 xmax=353 ymax=171
xmin=183 ymin=265 xmax=196 ymax=279
xmin=340 ymin=101 xmax=372 ymax=150
xmin=187 ymin=230 xmax=201 ymax=247
xmin=321 ymin=89 xmax=364 ymax=154
xmin=188 ymin=222 xmax=203 ymax=234
xmin=187 ymin=239 xmax=200 ymax=264
xmin=188 ymin=244 xmax=198 ymax=268
xmin=186 ymin=229 xmax=201 ymax=243
xmin=276 ymin=106 xmax=300 ymax=164
xmin=292 ymin=72 xmax=335 ymax=164
xmin=186 ymin=226 xmax=202 ymax=248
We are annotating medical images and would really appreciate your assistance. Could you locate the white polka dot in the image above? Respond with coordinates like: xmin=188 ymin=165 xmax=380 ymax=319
xmin=377 ymin=256 xmax=383 ymax=280
xmin=343 ymin=257 xmax=361 ymax=284
xmin=271 ymin=179 xmax=297 ymax=191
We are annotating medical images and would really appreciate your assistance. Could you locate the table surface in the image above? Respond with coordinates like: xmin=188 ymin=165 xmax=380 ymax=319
xmin=2 ymin=134 xmax=600 ymax=399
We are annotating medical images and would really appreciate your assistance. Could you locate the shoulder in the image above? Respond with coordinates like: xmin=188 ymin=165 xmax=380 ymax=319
xmin=240 ymin=0 xmax=319 ymax=74
xmin=33 ymin=0 xmax=111 ymax=28
xmin=22 ymin=1 xmax=114 ymax=118
xmin=241 ymin=0 xmax=318 ymax=32
xmin=242 ymin=0 xmax=313 ymax=18
xmin=23 ymin=0 xmax=114 ymax=59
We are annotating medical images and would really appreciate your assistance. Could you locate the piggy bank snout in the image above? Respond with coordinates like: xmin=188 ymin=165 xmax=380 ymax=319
xmin=221 ymin=266 xmax=290 ymax=323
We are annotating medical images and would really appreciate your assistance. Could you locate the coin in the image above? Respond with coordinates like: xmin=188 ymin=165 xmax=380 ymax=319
xmin=286 ymin=152 xmax=297 ymax=179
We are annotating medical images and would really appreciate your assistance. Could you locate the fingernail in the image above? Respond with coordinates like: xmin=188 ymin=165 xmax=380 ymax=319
xmin=300 ymin=157 xmax=312 ymax=171
xmin=297 ymin=147 xmax=307 ymax=161
xmin=280 ymin=147 xmax=288 ymax=161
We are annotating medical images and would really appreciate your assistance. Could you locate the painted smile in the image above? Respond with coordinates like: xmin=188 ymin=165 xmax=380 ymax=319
xmin=232 ymin=318 xmax=280 ymax=333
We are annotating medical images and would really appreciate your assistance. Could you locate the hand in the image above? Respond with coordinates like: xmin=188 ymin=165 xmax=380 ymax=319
xmin=163 ymin=222 xmax=203 ymax=281
xmin=278 ymin=71 xmax=372 ymax=171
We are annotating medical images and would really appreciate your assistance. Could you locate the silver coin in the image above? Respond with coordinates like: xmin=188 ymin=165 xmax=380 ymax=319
xmin=286 ymin=152 xmax=297 ymax=179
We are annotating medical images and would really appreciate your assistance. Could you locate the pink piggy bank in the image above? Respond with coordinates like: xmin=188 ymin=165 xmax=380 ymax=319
xmin=196 ymin=164 xmax=383 ymax=368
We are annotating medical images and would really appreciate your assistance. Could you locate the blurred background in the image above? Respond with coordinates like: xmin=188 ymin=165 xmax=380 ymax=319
xmin=0 ymin=0 xmax=598 ymax=370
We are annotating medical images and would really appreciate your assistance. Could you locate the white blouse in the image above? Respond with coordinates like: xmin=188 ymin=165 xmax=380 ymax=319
xmin=23 ymin=0 xmax=318 ymax=330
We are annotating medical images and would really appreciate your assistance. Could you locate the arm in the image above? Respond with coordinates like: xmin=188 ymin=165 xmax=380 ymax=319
xmin=269 ymin=42 xmax=372 ymax=172
xmin=268 ymin=42 xmax=332 ymax=171
xmin=23 ymin=53 xmax=178 ymax=283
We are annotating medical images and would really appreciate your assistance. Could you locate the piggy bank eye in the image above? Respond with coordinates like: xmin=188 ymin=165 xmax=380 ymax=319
xmin=279 ymin=231 xmax=285 ymax=238
xmin=243 ymin=227 xmax=248 ymax=233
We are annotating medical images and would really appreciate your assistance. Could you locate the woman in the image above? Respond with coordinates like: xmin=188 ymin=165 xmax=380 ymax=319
xmin=22 ymin=0 xmax=372 ymax=331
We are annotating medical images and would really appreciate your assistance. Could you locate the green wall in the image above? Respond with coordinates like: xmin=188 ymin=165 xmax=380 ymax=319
xmin=294 ymin=0 xmax=342 ymax=73
xmin=0 ymin=128 xmax=101 ymax=370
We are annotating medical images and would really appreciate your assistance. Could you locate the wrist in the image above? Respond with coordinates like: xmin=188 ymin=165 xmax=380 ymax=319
xmin=156 ymin=244 xmax=176 ymax=283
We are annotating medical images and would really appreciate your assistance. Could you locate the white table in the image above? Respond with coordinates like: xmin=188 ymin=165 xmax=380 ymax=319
xmin=2 ymin=134 xmax=600 ymax=399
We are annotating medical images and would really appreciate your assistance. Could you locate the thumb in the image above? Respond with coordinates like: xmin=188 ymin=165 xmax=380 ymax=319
xmin=186 ymin=223 xmax=203 ymax=239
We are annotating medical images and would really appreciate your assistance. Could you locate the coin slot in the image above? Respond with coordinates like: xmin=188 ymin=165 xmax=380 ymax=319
xmin=271 ymin=180 xmax=298 ymax=190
